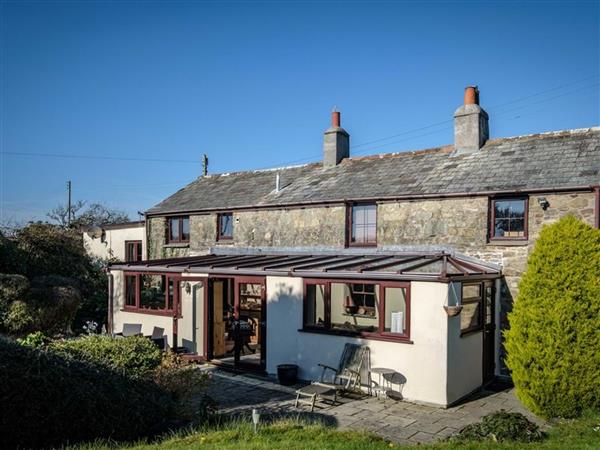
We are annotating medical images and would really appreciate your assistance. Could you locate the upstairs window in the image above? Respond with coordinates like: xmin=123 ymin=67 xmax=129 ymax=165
xmin=490 ymin=198 xmax=528 ymax=240
xmin=348 ymin=203 xmax=377 ymax=247
xmin=217 ymin=213 xmax=233 ymax=240
xmin=167 ymin=216 xmax=190 ymax=243
xmin=125 ymin=241 xmax=142 ymax=262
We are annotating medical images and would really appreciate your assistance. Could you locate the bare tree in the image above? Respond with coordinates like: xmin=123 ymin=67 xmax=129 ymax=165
xmin=47 ymin=201 xmax=130 ymax=228
xmin=47 ymin=201 xmax=86 ymax=227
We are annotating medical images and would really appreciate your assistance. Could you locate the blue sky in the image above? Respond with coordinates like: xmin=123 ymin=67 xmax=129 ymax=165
xmin=1 ymin=0 xmax=598 ymax=225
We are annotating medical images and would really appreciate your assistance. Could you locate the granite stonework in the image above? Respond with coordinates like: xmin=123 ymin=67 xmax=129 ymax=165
xmin=147 ymin=192 xmax=596 ymax=374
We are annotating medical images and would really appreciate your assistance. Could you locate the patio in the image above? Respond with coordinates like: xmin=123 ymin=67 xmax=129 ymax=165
xmin=201 ymin=366 xmax=542 ymax=446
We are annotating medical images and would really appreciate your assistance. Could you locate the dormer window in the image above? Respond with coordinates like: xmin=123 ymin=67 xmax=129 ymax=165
xmin=347 ymin=203 xmax=377 ymax=247
xmin=167 ymin=216 xmax=190 ymax=243
xmin=217 ymin=213 xmax=233 ymax=240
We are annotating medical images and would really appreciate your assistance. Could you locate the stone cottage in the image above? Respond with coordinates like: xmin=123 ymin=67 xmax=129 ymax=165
xmin=108 ymin=87 xmax=599 ymax=407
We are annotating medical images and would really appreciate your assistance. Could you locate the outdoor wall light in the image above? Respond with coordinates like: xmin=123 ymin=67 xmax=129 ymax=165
xmin=185 ymin=282 xmax=191 ymax=294
xmin=252 ymin=408 xmax=260 ymax=434
xmin=537 ymin=197 xmax=550 ymax=210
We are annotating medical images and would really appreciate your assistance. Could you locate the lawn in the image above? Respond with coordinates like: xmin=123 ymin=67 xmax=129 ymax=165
xmin=71 ymin=412 xmax=600 ymax=450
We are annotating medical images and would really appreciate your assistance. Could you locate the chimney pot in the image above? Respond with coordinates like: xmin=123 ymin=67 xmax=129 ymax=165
xmin=331 ymin=111 xmax=341 ymax=128
xmin=464 ymin=86 xmax=479 ymax=105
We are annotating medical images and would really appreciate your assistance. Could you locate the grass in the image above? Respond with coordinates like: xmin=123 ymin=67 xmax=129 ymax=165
xmin=68 ymin=411 xmax=600 ymax=450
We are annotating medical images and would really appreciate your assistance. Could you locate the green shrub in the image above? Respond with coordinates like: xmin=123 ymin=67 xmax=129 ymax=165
xmin=0 ymin=336 xmax=171 ymax=449
xmin=0 ymin=274 xmax=29 ymax=328
xmin=5 ymin=299 xmax=35 ymax=333
xmin=504 ymin=215 xmax=600 ymax=418
xmin=17 ymin=331 xmax=49 ymax=348
xmin=51 ymin=335 xmax=163 ymax=378
xmin=449 ymin=410 xmax=544 ymax=443
xmin=154 ymin=352 xmax=216 ymax=422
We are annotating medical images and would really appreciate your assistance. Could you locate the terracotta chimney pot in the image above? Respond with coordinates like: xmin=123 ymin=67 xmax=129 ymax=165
xmin=464 ymin=86 xmax=479 ymax=105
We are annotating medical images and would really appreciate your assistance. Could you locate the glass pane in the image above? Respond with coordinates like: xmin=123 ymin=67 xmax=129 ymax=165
xmin=169 ymin=219 xmax=180 ymax=241
xmin=140 ymin=275 xmax=167 ymax=310
xmin=331 ymin=282 xmax=379 ymax=333
xmin=485 ymin=283 xmax=494 ymax=325
xmin=220 ymin=214 xmax=233 ymax=237
xmin=125 ymin=244 xmax=133 ymax=262
xmin=136 ymin=243 xmax=143 ymax=262
xmin=494 ymin=218 xmax=509 ymax=237
xmin=125 ymin=276 xmax=137 ymax=306
xmin=305 ymin=284 xmax=326 ymax=327
xmin=181 ymin=218 xmax=190 ymax=241
xmin=461 ymin=301 xmax=482 ymax=331
xmin=384 ymin=287 xmax=407 ymax=334
xmin=462 ymin=284 xmax=481 ymax=301
xmin=494 ymin=199 xmax=525 ymax=219
xmin=238 ymin=283 xmax=262 ymax=363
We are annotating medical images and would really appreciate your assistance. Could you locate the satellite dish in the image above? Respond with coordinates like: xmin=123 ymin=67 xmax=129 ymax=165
xmin=86 ymin=226 xmax=104 ymax=239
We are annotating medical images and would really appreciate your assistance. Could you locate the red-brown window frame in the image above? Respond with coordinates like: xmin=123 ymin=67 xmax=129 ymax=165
xmin=488 ymin=196 xmax=529 ymax=241
xmin=123 ymin=272 xmax=178 ymax=316
xmin=302 ymin=278 xmax=411 ymax=343
xmin=167 ymin=216 xmax=190 ymax=244
xmin=125 ymin=240 xmax=143 ymax=262
xmin=216 ymin=212 xmax=233 ymax=241
xmin=460 ymin=282 xmax=484 ymax=335
xmin=346 ymin=203 xmax=378 ymax=248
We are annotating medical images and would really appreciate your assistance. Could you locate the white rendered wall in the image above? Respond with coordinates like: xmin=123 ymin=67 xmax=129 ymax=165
xmin=446 ymin=282 xmax=483 ymax=404
xmin=84 ymin=225 xmax=145 ymax=261
xmin=266 ymin=277 xmax=453 ymax=406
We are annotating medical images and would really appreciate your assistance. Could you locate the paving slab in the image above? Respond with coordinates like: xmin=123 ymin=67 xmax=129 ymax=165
xmin=200 ymin=365 xmax=544 ymax=445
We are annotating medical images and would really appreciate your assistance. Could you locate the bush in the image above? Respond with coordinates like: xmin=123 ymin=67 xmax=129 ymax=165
xmin=51 ymin=335 xmax=163 ymax=378
xmin=154 ymin=352 xmax=216 ymax=422
xmin=0 ymin=336 xmax=171 ymax=449
xmin=17 ymin=331 xmax=49 ymax=348
xmin=0 ymin=274 xmax=29 ymax=326
xmin=449 ymin=410 xmax=544 ymax=443
xmin=504 ymin=216 xmax=600 ymax=418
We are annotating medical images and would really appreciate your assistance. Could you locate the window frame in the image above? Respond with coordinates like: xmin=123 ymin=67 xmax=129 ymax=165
xmin=346 ymin=202 xmax=378 ymax=248
xmin=489 ymin=197 xmax=529 ymax=241
xmin=124 ymin=240 xmax=143 ymax=262
xmin=167 ymin=216 xmax=190 ymax=244
xmin=460 ymin=282 xmax=484 ymax=335
xmin=217 ymin=212 xmax=234 ymax=241
xmin=123 ymin=272 xmax=178 ymax=316
xmin=302 ymin=278 xmax=411 ymax=343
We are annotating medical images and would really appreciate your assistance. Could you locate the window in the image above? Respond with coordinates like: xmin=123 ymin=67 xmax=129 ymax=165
xmin=461 ymin=283 xmax=483 ymax=333
xmin=490 ymin=198 xmax=528 ymax=240
xmin=125 ymin=241 xmax=142 ymax=262
xmin=348 ymin=204 xmax=377 ymax=246
xmin=123 ymin=273 xmax=175 ymax=314
xmin=303 ymin=280 xmax=410 ymax=341
xmin=217 ymin=213 xmax=233 ymax=240
xmin=167 ymin=216 xmax=190 ymax=243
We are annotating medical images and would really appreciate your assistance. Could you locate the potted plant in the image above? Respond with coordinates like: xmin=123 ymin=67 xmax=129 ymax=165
xmin=344 ymin=296 xmax=358 ymax=314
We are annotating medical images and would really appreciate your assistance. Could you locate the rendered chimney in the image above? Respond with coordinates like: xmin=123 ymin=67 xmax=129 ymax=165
xmin=453 ymin=86 xmax=489 ymax=155
xmin=323 ymin=110 xmax=349 ymax=167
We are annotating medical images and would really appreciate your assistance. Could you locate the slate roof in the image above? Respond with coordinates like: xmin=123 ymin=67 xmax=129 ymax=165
xmin=146 ymin=127 xmax=600 ymax=215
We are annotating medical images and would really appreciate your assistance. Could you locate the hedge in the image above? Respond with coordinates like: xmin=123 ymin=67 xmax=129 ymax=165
xmin=504 ymin=215 xmax=600 ymax=418
xmin=0 ymin=337 xmax=172 ymax=449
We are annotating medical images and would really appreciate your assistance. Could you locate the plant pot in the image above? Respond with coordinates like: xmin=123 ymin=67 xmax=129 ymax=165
xmin=345 ymin=306 xmax=359 ymax=315
xmin=277 ymin=364 xmax=298 ymax=386
xmin=444 ymin=305 xmax=463 ymax=317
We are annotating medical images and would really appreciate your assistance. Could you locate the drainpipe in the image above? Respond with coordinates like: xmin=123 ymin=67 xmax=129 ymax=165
xmin=107 ymin=270 xmax=114 ymax=335
xmin=595 ymin=186 xmax=600 ymax=229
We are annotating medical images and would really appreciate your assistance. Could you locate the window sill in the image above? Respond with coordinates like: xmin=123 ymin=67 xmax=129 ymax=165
xmin=298 ymin=328 xmax=413 ymax=344
xmin=163 ymin=243 xmax=189 ymax=248
xmin=121 ymin=308 xmax=178 ymax=317
xmin=486 ymin=240 xmax=528 ymax=247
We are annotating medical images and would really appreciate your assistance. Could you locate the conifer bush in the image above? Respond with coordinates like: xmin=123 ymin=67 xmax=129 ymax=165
xmin=504 ymin=215 xmax=600 ymax=418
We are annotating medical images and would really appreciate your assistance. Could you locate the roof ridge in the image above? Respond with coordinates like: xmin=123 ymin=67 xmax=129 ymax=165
xmin=485 ymin=126 xmax=600 ymax=144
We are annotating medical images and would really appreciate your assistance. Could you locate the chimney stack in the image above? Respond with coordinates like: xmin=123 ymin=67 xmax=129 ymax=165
xmin=453 ymin=86 xmax=489 ymax=155
xmin=323 ymin=109 xmax=349 ymax=167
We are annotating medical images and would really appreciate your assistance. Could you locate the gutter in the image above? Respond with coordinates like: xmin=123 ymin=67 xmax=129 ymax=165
xmin=144 ymin=185 xmax=596 ymax=218
xmin=595 ymin=186 xmax=600 ymax=229
xmin=107 ymin=271 xmax=114 ymax=335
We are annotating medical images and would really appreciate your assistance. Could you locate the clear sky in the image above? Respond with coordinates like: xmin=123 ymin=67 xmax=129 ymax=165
xmin=1 ymin=0 xmax=598 ymax=225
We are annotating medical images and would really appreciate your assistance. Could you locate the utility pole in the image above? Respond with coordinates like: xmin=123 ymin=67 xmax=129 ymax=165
xmin=202 ymin=154 xmax=208 ymax=176
xmin=67 ymin=180 xmax=72 ymax=227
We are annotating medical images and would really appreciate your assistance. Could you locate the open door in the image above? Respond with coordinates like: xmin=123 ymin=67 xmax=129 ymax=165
xmin=234 ymin=276 xmax=266 ymax=371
